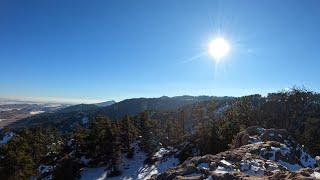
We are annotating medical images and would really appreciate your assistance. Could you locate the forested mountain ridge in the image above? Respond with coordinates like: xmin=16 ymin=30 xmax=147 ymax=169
xmin=97 ymin=95 xmax=233 ymax=119
xmin=94 ymin=100 xmax=116 ymax=107
xmin=6 ymin=95 xmax=233 ymax=131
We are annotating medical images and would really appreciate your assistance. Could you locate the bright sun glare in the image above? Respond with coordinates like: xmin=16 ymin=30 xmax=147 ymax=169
xmin=208 ymin=37 xmax=230 ymax=62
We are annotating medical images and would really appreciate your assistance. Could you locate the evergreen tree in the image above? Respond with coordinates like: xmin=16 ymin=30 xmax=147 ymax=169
xmin=0 ymin=127 xmax=62 ymax=179
xmin=52 ymin=156 xmax=81 ymax=180
xmin=72 ymin=124 xmax=87 ymax=157
xmin=139 ymin=111 xmax=158 ymax=155
xmin=119 ymin=115 xmax=138 ymax=154
xmin=0 ymin=135 xmax=36 ymax=179
xmin=302 ymin=118 xmax=320 ymax=155
xmin=209 ymin=122 xmax=222 ymax=154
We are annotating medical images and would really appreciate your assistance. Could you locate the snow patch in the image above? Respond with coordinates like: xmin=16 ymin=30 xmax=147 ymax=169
xmin=154 ymin=148 xmax=170 ymax=158
xmin=137 ymin=155 xmax=179 ymax=179
xmin=213 ymin=166 xmax=234 ymax=174
xmin=299 ymin=149 xmax=316 ymax=167
xmin=311 ymin=172 xmax=320 ymax=179
xmin=277 ymin=160 xmax=302 ymax=171
xmin=0 ymin=108 xmax=13 ymax=111
xmin=30 ymin=111 xmax=45 ymax=115
xmin=257 ymin=127 xmax=265 ymax=133
xmin=220 ymin=159 xmax=232 ymax=166
xmin=38 ymin=164 xmax=54 ymax=174
xmin=248 ymin=136 xmax=262 ymax=144
xmin=213 ymin=159 xmax=234 ymax=174
xmin=240 ymin=159 xmax=269 ymax=176
xmin=0 ymin=132 xmax=14 ymax=144
xmin=260 ymin=143 xmax=316 ymax=171
xmin=197 ymin=162 xmax=209 ymax=170
xmin=80 ymin=167 xmax=107 ymax=180
xmin=81 ymin=142 xmax=178 ymax=180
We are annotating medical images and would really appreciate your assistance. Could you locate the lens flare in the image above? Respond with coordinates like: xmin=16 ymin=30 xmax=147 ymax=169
xmin=208 ymin=37 xmax=230 ymax=62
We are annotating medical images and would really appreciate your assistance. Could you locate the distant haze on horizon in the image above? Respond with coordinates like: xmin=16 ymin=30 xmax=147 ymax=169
xmin=1 ymin=0 xmax=320 ymax=102
xmin=0 ymin=86 xmax=307 ymax=104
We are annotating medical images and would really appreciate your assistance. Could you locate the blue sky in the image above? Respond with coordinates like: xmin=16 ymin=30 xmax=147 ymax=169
xmin=1 ymin=0 xmax=320 ymax=103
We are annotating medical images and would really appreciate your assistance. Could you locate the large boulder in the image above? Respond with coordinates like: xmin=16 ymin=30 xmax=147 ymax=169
xmin=156 ymin=127 xmax=319 ymax=180
xmin=231 ymin=126 xmax=294 ymax=149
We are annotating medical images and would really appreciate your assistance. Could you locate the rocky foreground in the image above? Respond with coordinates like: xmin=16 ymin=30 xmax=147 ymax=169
xmin=155 ymin=127 xmax=320 ymax=179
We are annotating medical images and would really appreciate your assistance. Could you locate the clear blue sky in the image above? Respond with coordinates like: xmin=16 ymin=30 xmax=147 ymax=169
xmin=1 ymin=0 xmax=320 ymax=103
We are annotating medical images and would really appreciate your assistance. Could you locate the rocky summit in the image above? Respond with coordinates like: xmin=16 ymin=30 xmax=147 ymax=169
xmin=155 ymin=127 xmax=320 ymax=179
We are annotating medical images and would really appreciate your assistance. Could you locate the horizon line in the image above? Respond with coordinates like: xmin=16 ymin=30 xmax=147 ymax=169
xmin=0 ymin=87 xmax=309 ymax=105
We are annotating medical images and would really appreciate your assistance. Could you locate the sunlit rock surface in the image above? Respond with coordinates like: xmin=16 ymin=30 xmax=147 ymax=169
xmin=156 ymin=127 xmax=319 ymax=180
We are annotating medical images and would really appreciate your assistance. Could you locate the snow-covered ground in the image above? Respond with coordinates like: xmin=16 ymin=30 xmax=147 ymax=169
xmin=210 ymin=160 xmax=236 ymax=175
xmin=311 ymin=172 xmax=320 ymax=179
xmin=38 ymin=164 xmax=54 ymax=175
xmin=0 ymin=108 xmax=14 ymax=111
xmin=30 ymin=111 xmax=45 ymax=115
xmin=80 ymin=142 xmax=179 ymax=180
xmin=80 ymin=167 xmax=108 ymax=180
xmin=245 ymin=127 xmax=317 ymax=171
xmin=137 ymin=154 xmax=179 ymax=179
xmin=44 ymin=104 xmax=63 ymax=108
xmin=0 ymin=132 xmax=14 ymax=144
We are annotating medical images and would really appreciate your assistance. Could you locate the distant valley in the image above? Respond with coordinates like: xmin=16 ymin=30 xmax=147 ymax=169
xmin=0 ymin=103 xmax=68 ymax=128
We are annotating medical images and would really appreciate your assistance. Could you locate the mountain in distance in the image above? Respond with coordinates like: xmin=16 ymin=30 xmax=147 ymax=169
xmin=6 ymin=103 xmax=103 ymax=131
xmin=98 ymin=95 xmax=234 ymax=119
xmin=54 ymin=104 xmax=99 ymax=113
xmin=94 ymin=100 xmax=116 ymax=107
xmin=2 ymin=100 xmax=115 ymax=129
xmin=0 ymin=98 xmax=47 ymax=105
xmin=6 ymin=95 xmax=234 ymax=130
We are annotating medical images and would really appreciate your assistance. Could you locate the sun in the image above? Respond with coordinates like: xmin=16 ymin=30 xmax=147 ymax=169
xmin=208 ymin=37 xmax=230 ymax=62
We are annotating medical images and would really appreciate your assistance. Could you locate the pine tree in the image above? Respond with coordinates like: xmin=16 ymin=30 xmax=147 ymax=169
xmin=0 ymin=136 xmax=36 ymax=179
xmin=179 ymin=109 xmax=186 ymax=138
xmin=72 ymin=124 xmax=87 ymax=157
xmin=86 ymin=116 xmax=114 ymax=161
xmin=52 ymin=155 xmax=81 ymax=180
xmin=139 ymin=111 xmax=157 ymax=155
xmin=209 ymin=122 xmax=222 ymax=154
xmin=108 ymin=122 xmax=122 ymax=176
xmin=119 ymin=115 xmax=138 ymax=154
xmin=0 ymin=127 xmax=59 ymax=179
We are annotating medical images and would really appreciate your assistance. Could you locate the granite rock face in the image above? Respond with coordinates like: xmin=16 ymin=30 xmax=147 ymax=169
xmin=155 ymin=127 xmax=320 ymax=180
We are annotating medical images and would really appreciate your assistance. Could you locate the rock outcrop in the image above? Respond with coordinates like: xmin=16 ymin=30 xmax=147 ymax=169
xmin=156 ymin=127 xmax=320 ymax=180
